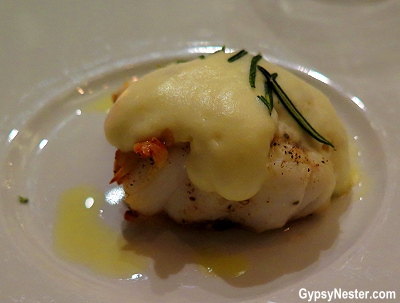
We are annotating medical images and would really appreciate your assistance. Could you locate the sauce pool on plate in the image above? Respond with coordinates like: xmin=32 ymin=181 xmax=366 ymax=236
xmin=53 ymin=185 xmax=149 ymax=279
xmin=53 ymin=185 xmax=249 ymax=279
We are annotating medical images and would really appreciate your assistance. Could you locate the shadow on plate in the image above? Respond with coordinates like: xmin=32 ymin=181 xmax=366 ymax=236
xmin=120 ymin=192 xmax=351 ymax=295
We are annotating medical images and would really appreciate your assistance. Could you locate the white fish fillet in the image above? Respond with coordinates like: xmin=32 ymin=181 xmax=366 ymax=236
xmin=119 ymin=128 xmax=336 ymax=232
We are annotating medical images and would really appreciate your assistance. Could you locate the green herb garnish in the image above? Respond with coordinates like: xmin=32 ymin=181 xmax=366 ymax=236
xmin=227 ymin=50 xmax=248 ymax=63
xmin=214 ymin=45 xmax=226 ymax=54
xmin=257 ymin=65 xmax=334 ymax=147
xmin=19 ymin=196 xmax=29 ymax=204
xmin=257 ymin=95 xmax=273 ymax=115
xmin=249 ymin=54 xmax=262 ymax=88
xmin=257 ymin=78 xmax=274 ymax=115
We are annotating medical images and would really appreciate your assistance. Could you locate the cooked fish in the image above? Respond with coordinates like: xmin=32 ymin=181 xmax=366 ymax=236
xmin=105 ymin=50 xmax=352 ymax=232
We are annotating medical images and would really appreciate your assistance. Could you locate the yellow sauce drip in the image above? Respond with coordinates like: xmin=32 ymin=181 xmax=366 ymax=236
xmin=53 ymin=185 xmax=250 ymax=280
xmin=195 ymin=247 xmax=249 ymax=279
xmin=348 ymin=140 xmax=372 ymax=201
xmin=52 ymin=183 xmax=360 ymax=282
xmin=53 ymin=185 xmax=149 ymax=279
xmin=81 ymin=94 xmax=113 ymax=114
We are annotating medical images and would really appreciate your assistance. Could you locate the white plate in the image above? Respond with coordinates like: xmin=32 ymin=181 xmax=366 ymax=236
xmin=1 ymin=1 xmax=399 ymax=302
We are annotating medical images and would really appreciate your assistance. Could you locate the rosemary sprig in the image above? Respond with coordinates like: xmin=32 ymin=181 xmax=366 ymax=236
xmin=214 ymin=45 xmax=226 ymax=54
xmin=249 ymin=54 xmax=262 ymax=88
xmin=257 ymin=65 xmax=334 ymax=147
xmin=227 ymin=50 xmax=248 ymax=63
xmin=257 ymin=95 xmax=273 ymax=115
xmin=264 ymin=79 xmax=274 ymax=113
xmin=257 ymin=78 xmax=274 ymax=115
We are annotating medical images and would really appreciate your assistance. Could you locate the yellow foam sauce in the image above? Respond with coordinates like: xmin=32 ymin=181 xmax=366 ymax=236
xmin=104 ymin=52 xmax=351 ymax=201
xmin=53 ymin=185 xmax=149 ymax=279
